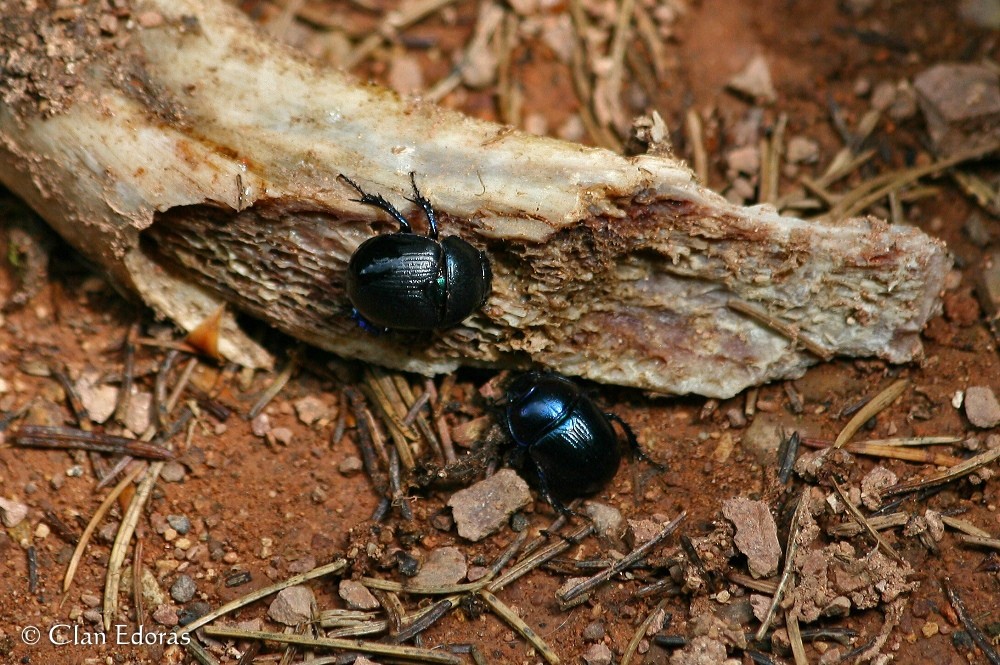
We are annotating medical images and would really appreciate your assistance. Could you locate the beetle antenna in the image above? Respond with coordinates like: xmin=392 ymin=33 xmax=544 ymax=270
xmin=605 ymin=412 xmax=664 ymax=469
xmin=405 ymin=172 xmax=439 ymax=239
xmin=338 ymin=174 xmax=412 ymax=233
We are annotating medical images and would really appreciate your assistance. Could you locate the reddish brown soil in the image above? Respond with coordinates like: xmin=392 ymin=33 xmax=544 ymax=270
xmin=1 ymin=1 xmax=999 ymax=664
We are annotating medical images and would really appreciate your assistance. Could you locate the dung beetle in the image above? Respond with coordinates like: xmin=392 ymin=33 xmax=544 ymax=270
xmin=502 ymin=372 xmax=659 ymax=513
xmin=341 ymin=173 xmax=492 ymax=331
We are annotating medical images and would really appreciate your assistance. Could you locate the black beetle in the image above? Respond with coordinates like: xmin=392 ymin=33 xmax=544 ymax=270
xmin=502 ymin=372 xmax=658 ymax=513
xmin=341 ymin=173 xmax=492 ymax=331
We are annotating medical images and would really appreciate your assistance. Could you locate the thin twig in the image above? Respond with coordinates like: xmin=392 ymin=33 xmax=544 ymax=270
xmin=557 ymin=512 xmax=686 ymax=603
xmin=956 ymin=534 xmax=1000 ymax=551
xmin=786 ymin=613 xmax=808 ymax=665
xmin=832 ymin=379 xmax=908 ymax=449
xmin=684 ymin=109 xmax=709 ymax=184
xmin=726 ymin=572 xmax=778 ymax=595
xmin=362 ymin=368 xmax=418 ymax=467
xmin=489 ymin=523 xmax=593 ymax=593
xmin=777 ymin=430 xmax=801 ymax=484
xmin=755 ymin=489 xmax=808 ymax=641
xmin=828 ymin=511 xmax=907 ymax=537
xmin=942 ymin=578 xmax=1000 ymax=665
xmin=827 ymin=140 xmax=1000 ymax=220
xmin=800 ymin=437 xmax=963 ymax=467
xmin=832 ymin=481 xmax=906 ymax=565
xmin=202 ymin=626 xmax=462 ymax=665
xmin=104 ymin=459 xmax=166 ymax=629
xmin=104 ymin=357 xmax=198 ymax=629
xmin=177 ymin=559 xmax=347 ymax=636
xmin=12 ymin=425 xmax=175 ymax=459
xmin=247 ymin=352 xmax=298 ymax=420
xmin=479 ymin=589 xmax=560 ymax=665
xmin=941 ymin=515 xmax=992 ymax=538
xmin=133 ymin=538 xmax=145 ymax=628
xmin=567 ymin=0 xmax=621 ymax=150
xmin=761 ymin=114 xmax=787 ymax=205
xmin=63 ymin=463 xmax=146 ymax=592
xmin=113 ymin=322 xmax=138 ymax=425
xmin=726 ymin=299 xmax=833 ymax=360
xmin=389 ymin=597 xmax=456 ymax=644
xmin=185 ymin=638 xmax=221 ymax=665
xmin=884 ymin=446 xmax=1000 ymax=497
xmin=343 ymin=0 xmax=461 ymax=68
xmin=621 ymin=598 xmax=667 ymax=665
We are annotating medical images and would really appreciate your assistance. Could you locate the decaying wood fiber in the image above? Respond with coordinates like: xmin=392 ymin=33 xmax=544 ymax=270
xmin=0 ymin=0 xmax=951 ymax=398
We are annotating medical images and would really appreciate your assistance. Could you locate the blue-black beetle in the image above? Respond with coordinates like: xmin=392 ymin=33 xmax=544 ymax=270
xmin=502 ymin=372 xmax=658 ymax=512
xmin=341 ymin=173 xmax=492 ymax=331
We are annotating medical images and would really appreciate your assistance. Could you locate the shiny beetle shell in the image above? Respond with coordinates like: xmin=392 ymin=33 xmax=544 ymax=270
xmin=342 ymin=174 xmax=492 ymax=331
xmin=503 ymin=372 xmax=625 ymax=501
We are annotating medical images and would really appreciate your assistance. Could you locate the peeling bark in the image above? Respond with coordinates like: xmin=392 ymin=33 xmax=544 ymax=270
xmin=0 ymin=0 xmax=950 ymax=397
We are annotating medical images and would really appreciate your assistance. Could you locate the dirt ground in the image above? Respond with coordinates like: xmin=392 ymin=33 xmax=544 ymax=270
xmin=1 ymin=0 xmax=999 ymax=664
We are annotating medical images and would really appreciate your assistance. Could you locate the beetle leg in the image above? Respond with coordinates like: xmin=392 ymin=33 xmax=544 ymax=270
xmin=405 ymin=171 xmax=440 ymax=240
xmin=606 ymin=412 xmax=665 ymax=470
xmin=529 ymin=461 xmax=578 ymax=517
xmin=338 ymin=174 xmax=413 ymax=233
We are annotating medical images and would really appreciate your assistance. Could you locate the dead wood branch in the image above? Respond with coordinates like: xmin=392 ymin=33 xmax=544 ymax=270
xmin=0 ymin=0 xmax=950 ymax=397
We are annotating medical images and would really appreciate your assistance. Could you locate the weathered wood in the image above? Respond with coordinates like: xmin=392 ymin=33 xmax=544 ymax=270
xmin=0 ymin=0 xmax=950 ymax=397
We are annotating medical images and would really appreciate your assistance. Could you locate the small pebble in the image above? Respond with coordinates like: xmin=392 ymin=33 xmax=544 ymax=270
xmin=270 ymin=427 xmax=294 ymax=446
xmin=160 ymin=462 xmax=186 ymax=483
xmin=177 ymin=602 xmax=210 ymax=626
xmin=225 ymin=570 xmax=252 ymax=587
xmin=786 ymin=135 xmax=820 ymax=164
xmin=447 ymin=469 xmax=532 ymax=541
xmin=466 ymin=565 xmax=489 ymax=582
xmin=251 ymin=413 xmax=271 ymax=437
xmin=509 ymin=513 xmax=529 ymax=532
xmin=0 ymin=497 xmax=28 ymax=528
xmin=965 ymin=386 xmax=1000 ymax=428
xmin=75 ymin=375 xmax=118 ymax=424
xmin=722 ymin=498 xmax=781 ymax=578
xmin=170 ymin=575 xmax=197 ymax=603
xmin=725 ymin=407 xmax=747 ymax=428
xmin=268 ymin=585 xmax=316 ymax=625
xmin=137 ymin=10 xmax=165 ymax=28
xmin=288 ymin=556 xmax=317 ymax=574
xmin=584 ymin=502 xmax=624 ymax=541
xmin=429 ymin=510 xmax=454 ymax=532
xmin=583 ymin=621 xmax=606 ymax=642
xmin=871 ymin=80 xmax=897 ymax=111
xmin=294 ymin=395 xmax=331 ymax=426
xmin=410 ymin=546 xmax=467 ymax=587
xmin=914 ymin=62 xmax=1000 ymax=156
xmin=922 ymin=621 xmax=940 ymax=638
xmin=625 ymin=518 xmax=661 ymax=547
xmin=396 ymin=551 xmax=420 ymax=577
xmin=339 ymin=580 xmax=380 ymax=610
xmin=582 ymin=642 xmax=613 ymax=665
xmin=152 ymin=604 xmax=179 ymax=627
xmin=166 ymin=514 xmax=191 ymax=535
xmin=727 ymin=54 xmax=777 ymax=103
xmin=123 ymin=392 xmax=153 ymax=434
xmin=338 ymin=456 xmax=363 ymax=476
xmin=726 ymin=145 xmax=761 ymax=175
